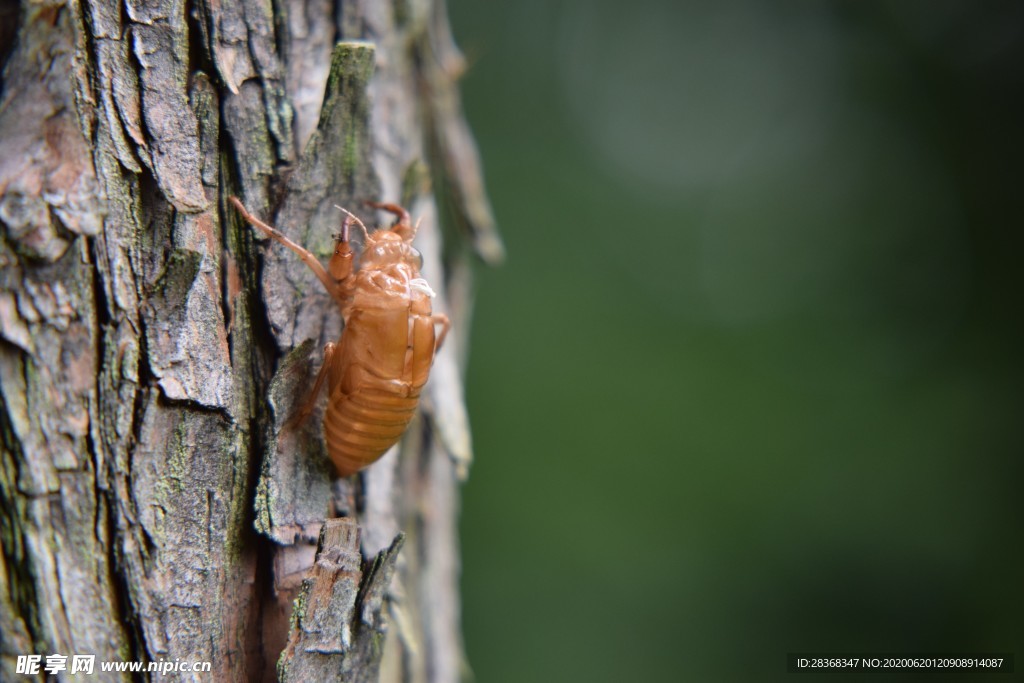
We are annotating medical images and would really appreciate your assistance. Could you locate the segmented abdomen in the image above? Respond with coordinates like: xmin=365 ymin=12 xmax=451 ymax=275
xmin=323 ymin=386 xmax=421 ymax=477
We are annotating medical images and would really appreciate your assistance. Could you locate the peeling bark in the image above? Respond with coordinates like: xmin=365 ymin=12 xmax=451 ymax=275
xmin=0 ymin=0 xmax=496 ymax=681
xmin=278 ymin=519 xmax=403 ymax=683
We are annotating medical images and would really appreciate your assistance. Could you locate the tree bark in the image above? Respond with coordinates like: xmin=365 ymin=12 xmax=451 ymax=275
xmin=0 ymin=1 xmax=499 ymax=681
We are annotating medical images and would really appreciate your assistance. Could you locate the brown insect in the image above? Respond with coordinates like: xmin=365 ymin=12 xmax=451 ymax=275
xmin=229 ymin=196 xmax=449 ymax=477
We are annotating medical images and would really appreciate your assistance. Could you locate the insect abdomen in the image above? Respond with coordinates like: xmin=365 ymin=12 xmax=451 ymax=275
xmin=323 ymin=386 xmax=421 ymax=477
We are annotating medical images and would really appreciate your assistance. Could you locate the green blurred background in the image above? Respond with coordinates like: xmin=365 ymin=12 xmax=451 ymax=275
xmin=448 ymin=1 xmax=1023 ymax=680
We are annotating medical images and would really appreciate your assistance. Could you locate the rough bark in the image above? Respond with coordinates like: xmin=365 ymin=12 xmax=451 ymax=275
xmin=0 ymin=1 xmax=500 ymax=681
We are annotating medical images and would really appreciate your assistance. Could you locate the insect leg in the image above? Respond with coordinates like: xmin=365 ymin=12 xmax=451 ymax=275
xmin=229 ymin=196 xmax=345 ymax=301
xmin=366 ymin=201 xmax=413 ymax=239
xmin=431 ymin=313 xmax=451 ymax=352
xmin=285 ymin=342 xmax=336 ymax=429
xmin=327 ymin=215 xmax=355 ymax=284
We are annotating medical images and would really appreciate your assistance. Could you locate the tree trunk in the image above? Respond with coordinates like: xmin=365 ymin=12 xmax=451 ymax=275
xmin=0 ymin=1 xmax=499 ymax=681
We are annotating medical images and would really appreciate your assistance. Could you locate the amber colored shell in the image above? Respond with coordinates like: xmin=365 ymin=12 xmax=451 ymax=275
xmin=230 ymin=197 xmax=449 ymax=477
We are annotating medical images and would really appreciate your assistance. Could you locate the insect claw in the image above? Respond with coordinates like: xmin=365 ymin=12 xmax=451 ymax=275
xmin=366 ymin=200 xmax=414 ymax=239
xmin=333 ymin=205 xmax=370 ymax=241
xmin=332 ymin=216 xmax=353 ymax=244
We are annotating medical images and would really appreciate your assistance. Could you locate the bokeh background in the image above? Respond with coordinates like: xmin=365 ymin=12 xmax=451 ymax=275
xmin=448 ymin=1 xmax=1023 ymax=680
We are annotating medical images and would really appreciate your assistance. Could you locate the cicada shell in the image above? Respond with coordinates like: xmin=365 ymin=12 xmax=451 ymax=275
xmin=231 ymin=197 xmax=449 ymax=476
